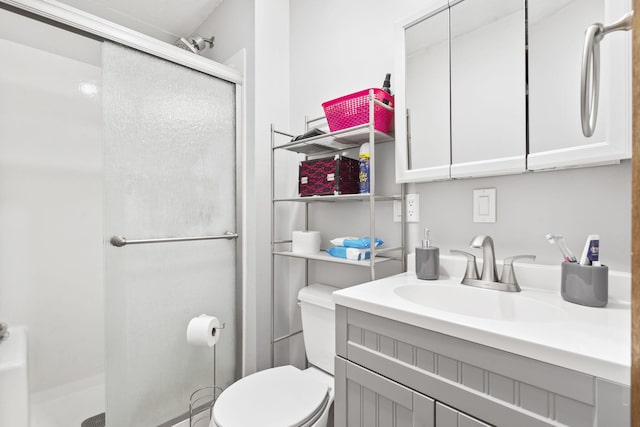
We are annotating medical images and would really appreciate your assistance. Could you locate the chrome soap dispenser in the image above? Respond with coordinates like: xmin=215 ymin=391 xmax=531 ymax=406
xmin=416 ymin=228 xmax=439 ymax=280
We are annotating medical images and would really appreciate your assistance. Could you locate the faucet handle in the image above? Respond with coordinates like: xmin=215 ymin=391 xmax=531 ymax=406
xmin=450 ymin=250 xmax=479 ymax=280
xmin=503 ymin=254 xmax=536 ymax=265
xmin=500 ymin=255 xmax=536 ymax=288
xmin=0 ymin=322 xmax=9 ymax=343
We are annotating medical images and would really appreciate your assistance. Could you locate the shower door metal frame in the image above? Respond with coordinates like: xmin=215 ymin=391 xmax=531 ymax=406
xmin=0 ymin=0 xmax=245 ymax=381
xmin=0 ymin=0 xmax=242 ymax=84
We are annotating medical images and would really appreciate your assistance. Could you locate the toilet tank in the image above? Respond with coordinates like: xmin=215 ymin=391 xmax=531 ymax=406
xmin=298 ymin=284 xmax=339 ymax=375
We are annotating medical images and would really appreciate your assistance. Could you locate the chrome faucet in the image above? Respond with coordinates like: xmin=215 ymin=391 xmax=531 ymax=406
xmin=451 ymin=235 xmax=535 ymax=292
xmin=469 ymin=235 xmax=498 ymax=282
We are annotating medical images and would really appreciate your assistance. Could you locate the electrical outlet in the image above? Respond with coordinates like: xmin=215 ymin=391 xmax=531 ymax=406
xmin=406 ymin=193 xmax=420 ymax=223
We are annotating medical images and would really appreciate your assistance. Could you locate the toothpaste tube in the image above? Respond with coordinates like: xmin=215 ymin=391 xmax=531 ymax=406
xmin=579 ymin=234 xmax=600 ymax=266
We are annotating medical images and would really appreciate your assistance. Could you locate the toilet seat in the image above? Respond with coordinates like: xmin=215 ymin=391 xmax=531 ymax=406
xmin=212 ymin=365 xmax=330 ymax=427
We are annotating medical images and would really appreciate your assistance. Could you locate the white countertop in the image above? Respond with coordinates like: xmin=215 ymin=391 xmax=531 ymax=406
xmin=332 ymin=256 xmax=631 ymax=385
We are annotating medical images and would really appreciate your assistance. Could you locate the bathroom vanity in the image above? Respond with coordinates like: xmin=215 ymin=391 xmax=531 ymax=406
xmin=332 ymin=257 xmax=631 ymax=426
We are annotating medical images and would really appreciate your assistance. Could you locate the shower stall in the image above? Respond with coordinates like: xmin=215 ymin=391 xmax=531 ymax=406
xmin=0 ymin=1 xmax=243 ymax=426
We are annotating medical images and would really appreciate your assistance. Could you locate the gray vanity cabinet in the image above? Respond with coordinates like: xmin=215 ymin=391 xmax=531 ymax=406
xmin=435 ymin=402 xmax=490 ymax=427
xmin=335 ymin=357 xmax=435 ymax=427
xmin=335 ymin=306 xmax=630 ymax=427
xmin=335 ymin=356 xmax=491 ymax=427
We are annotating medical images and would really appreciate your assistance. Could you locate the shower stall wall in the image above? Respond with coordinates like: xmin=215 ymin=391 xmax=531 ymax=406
xmin=0 ymin=8 xmax=104 ymax=426
xmin=0 ymin=1 xmax=243 ymax=426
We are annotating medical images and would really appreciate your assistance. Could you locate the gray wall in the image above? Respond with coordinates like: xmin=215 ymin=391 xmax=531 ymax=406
xmin=196 ymin=0 xmax=292 ymax=375
xmin=408 ymin=162 xmax=631 ymax=272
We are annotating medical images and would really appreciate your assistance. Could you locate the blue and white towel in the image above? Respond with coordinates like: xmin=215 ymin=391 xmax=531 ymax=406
xmin=329 ymin=236 xmax=383 ymax=249
xmin=327 ymin=246 xmax=371 ymax=261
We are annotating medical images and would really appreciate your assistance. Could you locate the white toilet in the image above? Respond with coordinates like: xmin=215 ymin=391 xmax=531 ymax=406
xmin=211 ymin=284 xmax=338 ymax=427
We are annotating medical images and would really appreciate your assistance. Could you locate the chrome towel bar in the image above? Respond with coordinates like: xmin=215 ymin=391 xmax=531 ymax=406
xmin=110 ymin=231 xmax=238 ymax=247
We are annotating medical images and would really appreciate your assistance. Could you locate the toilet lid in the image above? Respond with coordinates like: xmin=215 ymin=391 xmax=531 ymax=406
xmin=213 ymin=365 xmax=329 ymax=427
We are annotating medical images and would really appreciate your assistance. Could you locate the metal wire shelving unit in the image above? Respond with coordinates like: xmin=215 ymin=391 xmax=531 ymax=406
xmin=269 ymin=90 xmax=406 ymax=367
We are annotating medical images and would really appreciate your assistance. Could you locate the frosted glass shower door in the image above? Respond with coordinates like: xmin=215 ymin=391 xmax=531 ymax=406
xmin=103 ymin=42 xmax=237 ymax=427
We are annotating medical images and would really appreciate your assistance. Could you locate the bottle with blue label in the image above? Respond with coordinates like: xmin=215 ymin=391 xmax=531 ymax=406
xmin=359 ymin=143 xmax=370 ymax=193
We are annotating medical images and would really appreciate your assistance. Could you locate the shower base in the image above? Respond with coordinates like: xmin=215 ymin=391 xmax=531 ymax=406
xmin=81 ymin=412 xmax=105 ymax=427
xmin=31 ymin=374 xmax=104 ymax=427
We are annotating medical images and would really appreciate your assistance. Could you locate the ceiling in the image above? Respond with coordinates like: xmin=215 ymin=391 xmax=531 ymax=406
xmin=56 ymin=0 xmax=223 ymax=43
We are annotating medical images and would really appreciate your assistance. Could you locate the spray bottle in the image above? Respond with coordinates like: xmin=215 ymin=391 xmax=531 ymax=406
xmin=381 ymin=73 xmax=392 ymax=104
xmin=359 ymin=143 xmax=370 ymax=194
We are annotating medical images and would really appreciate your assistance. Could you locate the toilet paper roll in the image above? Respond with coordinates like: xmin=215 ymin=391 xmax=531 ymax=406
xmin=292 ymin=231 xmax=321 ymax=253
xmin=186 ymin=314 xmax=221 ymax=347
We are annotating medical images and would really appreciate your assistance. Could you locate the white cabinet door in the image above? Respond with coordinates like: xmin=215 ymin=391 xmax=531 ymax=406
xmin=395 ymin=1 xmax=452 ymax=183
xmin=527 ymin=0 xmax=632 ymax=170
xmin=449 ymin=0 xmax=527 ymax=178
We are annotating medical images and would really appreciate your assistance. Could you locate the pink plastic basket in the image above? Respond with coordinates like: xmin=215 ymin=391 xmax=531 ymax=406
xmin=322 ymin=88 xmax=394 ymax=134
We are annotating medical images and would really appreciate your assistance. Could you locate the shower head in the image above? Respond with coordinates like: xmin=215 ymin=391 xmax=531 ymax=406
xmin=174 ymin=34 xmax=215 ymax=54
xmin=175 ymin=37 xmax=198 ymax=53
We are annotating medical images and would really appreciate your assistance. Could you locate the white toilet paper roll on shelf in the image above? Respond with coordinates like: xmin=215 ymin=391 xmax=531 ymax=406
xmin=292 ymin=231 xmax=321 ymax=253
xmin=187 ymin=314 xmax=222 ymax=347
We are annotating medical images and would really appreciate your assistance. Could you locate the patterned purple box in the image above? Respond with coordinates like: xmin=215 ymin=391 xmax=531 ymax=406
xmin=299 ymin=155 xmax=359 ymax=196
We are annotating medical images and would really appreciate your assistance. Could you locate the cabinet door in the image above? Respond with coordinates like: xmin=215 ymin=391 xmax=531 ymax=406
xmin=527 ymin=0 xmax=631 ymax=170
xmin=335 ymin=357 xmax=434 ymax=427
xmin=395 ymin=2 xmax=451 ymax=183
xmin=436 ymin=402 xmax=491 ymax=427
xmin=449 ymin=0 xmax=526 ymax=178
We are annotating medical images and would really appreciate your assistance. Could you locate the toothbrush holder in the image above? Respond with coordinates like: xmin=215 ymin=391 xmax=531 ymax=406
xmin=560 ymin=262 xmax=608 ymax=307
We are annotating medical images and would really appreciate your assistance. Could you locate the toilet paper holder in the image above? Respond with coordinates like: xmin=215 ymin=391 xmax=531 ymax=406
xmin=186 ymin=317 xmax=227 ymax=426
xmin=187 ymin=315 xmax=226 ymax=347
xmin=189 ymin=386 xmax=224 ymax=427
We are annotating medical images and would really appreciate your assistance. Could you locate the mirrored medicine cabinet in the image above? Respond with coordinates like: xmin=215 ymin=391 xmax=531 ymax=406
xmin=394 ymin=0 xmax=632 ymax=184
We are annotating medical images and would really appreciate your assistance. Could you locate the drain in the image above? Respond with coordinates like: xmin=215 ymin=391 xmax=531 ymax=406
xmin=81 ymin=412 xmax=105 ymax=427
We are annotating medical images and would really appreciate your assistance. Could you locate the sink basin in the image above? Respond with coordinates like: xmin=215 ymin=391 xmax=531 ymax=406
xmin=394 ymin=283 xmax=569 ymax=322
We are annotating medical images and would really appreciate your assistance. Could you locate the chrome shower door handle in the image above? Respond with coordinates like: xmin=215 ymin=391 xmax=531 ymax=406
xmin=580 ymin=11 xmax=633 ymax=138
xmin=110 ymin=231 xmax=238 ymax=247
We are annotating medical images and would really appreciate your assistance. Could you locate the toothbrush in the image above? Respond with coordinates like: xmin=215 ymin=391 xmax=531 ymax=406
xmin=545 ymin=234 xmax=570 ymax=261
xmin=545 ymin=234 xmax=577 ymax=262
xmin=554 ymin=235 xmax=577 ymax=262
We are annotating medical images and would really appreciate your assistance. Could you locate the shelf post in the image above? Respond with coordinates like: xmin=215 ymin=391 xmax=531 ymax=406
xmin=270 ymin=123 xmax=276 ymax=368
xmin=401 ymin=183 xmax=407 ymax=272
xmin=368 ymin=89 xmax=377 ymax=281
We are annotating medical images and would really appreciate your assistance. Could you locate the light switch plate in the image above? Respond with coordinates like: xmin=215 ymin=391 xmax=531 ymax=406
xmin=393 ymin=198 xmax=402 ymax=222
xmin=473 ymin=188 xmax=496 ymax=223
